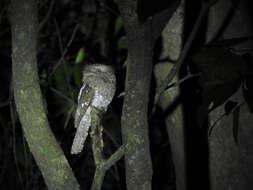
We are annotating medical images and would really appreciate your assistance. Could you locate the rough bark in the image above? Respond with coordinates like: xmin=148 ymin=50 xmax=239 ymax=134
xmin=117 ymin=1 xmax=179 ymax=189
xmin=8 ymin=0 xmax=79 ymax=189
xmin=119 ymin=20 xmax=154 ymax=190
xmin=90 ymin=108 xmax=125 ymax=190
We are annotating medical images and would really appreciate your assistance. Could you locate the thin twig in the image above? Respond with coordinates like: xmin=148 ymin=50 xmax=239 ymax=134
xmin=49 ymin=21 xmax=79 ymax=77
xmin=166 ymin=72 xmax=201 ymax=90
xmin=22 ymin=135 xmax=29 ymax=187
xmin=50 ymin=87 xmax=76 ymax=105
xmin=10 ymin=101 xmax=25 ymax=190
xmin=64 ymin=105 xmax=75 ymax=129
xmin=90 ymin=108 xmax=125 ymax=190
xmin=99 ymin=1 xmax=119 ymax=16
xmin=54 ymin=18 xmax=64 ymax=53
xmin=91 ymin=144 xmax=126 ymax=190
xmin=208 ymin=101 xmax=245 ymax=137
xmin=152 ymin=0 xmax=218 ymax=113
xmin=103 ymin=144 xmax=125 ymax=170
xmin=39 ymin=0 xmax=55 ymax=31
xmin=50 ymin=19 xmax=77 ymax=97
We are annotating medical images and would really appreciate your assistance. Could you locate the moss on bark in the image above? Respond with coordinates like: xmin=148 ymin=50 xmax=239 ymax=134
xmin=9 ymin=0 xmax=79 ymax=189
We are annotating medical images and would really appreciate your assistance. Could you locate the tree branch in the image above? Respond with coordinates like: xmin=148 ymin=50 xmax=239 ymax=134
xmin=8 ymin=0 xmax=80 ymax=189
xmin=151 ymin=0 xmax=180 ymax=41
xmin=90 ymin=108 xmax=125 ymax=190
xmin=153 ymin=0 xmax=218 ymax=113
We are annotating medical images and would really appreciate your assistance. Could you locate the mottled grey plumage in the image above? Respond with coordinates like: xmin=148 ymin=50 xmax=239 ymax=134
xmin=71 ymin=64 xmax=116 ymax=154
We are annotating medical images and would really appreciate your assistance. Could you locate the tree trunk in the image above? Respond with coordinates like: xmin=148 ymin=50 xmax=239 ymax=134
xmin=117 ymin=1 xmax=179 ymax=189
xmin=120 ymin=21 xmax=154 ymax=190
xmin=206 ymin=0 xmax=253 ymax=189
xmin=154 ymin=2 xmax=186 ymax=190
xmin=8 ymin=0 xmax=79 ymax=189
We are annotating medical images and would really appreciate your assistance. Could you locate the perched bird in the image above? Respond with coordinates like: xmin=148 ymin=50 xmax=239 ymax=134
xmin=71 ymin=64 xmax=116 ymax=154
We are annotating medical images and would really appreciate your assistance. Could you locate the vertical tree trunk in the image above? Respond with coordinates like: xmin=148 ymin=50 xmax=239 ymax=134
xmin=206 ymin=0 xmax=253 ymax=189
xmin=120 ymin=22 xmax=154 ymax=190
xmin=117 ymin=1 xmax=179 ymax=189
xmin=8 ymin=0 xmax=79 ymax=189
xmin=154 ymin=2 xmax=187 ymax=190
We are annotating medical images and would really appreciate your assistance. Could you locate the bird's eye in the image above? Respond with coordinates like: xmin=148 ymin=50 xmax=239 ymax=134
xmin=96 ymin=68 xmax=103 ymax=73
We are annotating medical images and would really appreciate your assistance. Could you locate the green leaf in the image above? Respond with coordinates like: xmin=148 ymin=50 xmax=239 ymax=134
xmin=117 ymin=36 xmax=127 ymax=49
xmin=75 ymin=48 xmax=85 ymax=64
xmin=114 ymin=17 xmax=123 ymax=35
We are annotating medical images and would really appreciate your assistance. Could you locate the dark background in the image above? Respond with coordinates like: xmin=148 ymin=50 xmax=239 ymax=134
xmin=0 ymin=0 xmax=253 ymax=189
